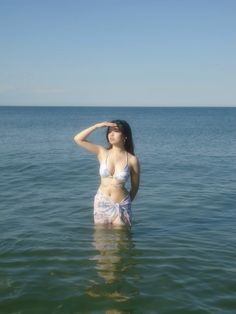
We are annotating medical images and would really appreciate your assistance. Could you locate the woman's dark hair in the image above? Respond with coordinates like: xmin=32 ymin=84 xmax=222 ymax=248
xmin=106 ymin=120 xmax=135 ymax=155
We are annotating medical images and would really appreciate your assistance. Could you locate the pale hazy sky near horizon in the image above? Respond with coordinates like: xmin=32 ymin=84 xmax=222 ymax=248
xmin=0 ymin=0 xmax=236 ymax=107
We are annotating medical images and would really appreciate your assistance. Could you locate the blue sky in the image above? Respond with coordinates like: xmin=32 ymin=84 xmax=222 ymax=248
xmin=0 ymin=0 xmax=235 ymax=106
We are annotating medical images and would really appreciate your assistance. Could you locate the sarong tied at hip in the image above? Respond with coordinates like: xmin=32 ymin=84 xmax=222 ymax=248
xmin=94 ymin=190 xmax=132 ymax=226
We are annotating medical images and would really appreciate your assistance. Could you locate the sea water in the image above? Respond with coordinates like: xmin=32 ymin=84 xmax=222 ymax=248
xmin=0 ymin=106 xmax=236 ymax=313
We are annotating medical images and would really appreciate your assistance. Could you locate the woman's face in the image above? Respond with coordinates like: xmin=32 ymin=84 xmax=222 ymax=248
xmin=107 ymin=125 xmax=124 ymax=145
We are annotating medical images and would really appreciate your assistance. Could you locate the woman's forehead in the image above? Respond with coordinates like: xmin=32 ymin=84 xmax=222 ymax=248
xmin=108 ymin=125 xmax=121 ymax=132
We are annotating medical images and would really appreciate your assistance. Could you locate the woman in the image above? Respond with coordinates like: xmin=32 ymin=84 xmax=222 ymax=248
xmin=74 ymin=120 xmax=140 ymax=227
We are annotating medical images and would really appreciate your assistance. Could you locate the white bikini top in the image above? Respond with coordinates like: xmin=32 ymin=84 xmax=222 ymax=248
xmin=99 ymin=150 xmax=130 ymax=183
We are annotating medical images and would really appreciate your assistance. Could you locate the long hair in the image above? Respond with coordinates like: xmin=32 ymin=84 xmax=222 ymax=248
xmin=106 ymin=120 xmax=135 ymax=155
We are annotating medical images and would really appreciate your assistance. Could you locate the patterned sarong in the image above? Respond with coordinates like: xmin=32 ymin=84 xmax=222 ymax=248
xmin=94 ymin=190 xmax=132 ymax=226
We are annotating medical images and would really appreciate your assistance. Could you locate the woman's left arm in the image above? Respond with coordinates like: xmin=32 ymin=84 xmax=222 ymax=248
xmin=129 ymin=156 xmax=140 ymax=201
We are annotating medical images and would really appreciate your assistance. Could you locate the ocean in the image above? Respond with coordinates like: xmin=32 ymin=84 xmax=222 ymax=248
xmin=0 ymin=106 xmax=236 ymax=314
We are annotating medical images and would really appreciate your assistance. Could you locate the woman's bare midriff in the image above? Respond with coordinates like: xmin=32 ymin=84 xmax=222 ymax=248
xmin=99 ymin=179 xmax=129 ymax=203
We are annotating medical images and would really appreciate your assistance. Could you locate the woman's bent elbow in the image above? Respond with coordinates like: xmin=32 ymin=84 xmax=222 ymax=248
xmin=74 ymin=136 xmax=82 ymax=145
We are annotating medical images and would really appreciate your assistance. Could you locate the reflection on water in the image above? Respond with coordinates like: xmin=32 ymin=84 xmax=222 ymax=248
xmin=93 ymin=226 xmax=134 ymax=283
xmin=86 ymin=226 xmax=140 ymax=310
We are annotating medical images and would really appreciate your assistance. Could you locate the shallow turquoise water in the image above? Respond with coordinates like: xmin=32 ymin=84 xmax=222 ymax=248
xmin=0 ymin=106 xmax=236 ymax=313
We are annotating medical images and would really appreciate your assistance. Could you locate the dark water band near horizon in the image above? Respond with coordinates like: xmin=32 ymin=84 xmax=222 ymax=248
xmin=0 ymin=106 xmax=236 ymax=314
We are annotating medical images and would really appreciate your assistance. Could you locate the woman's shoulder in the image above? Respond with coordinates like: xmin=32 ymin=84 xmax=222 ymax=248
xmin=97 ymin=146 xmax=109 ymax=161
xmin=128 ymin=153 xmax=140 ymax=174
xmin=128 ymin=153 xmax=139 ymax=165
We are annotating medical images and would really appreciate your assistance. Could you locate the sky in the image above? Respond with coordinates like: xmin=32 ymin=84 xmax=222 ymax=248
xmin=0 ymin=0 xmax=236 ymax=107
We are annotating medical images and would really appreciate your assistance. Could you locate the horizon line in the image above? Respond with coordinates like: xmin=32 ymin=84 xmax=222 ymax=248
xmin=0 ymin=104 xmax=236 ymax=108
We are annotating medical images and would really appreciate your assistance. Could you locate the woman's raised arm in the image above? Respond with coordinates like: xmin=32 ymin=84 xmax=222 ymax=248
xmin=73 ymin=121 xmax=116 ymax=155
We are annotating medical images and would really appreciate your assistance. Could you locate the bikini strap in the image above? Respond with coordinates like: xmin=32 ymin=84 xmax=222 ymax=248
xmin=105 ymin=150 xmax=109 ymax=166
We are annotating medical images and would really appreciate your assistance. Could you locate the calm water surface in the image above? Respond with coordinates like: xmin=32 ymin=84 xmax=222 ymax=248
xmin=0 ymin=106 xmax=236 ymax=314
